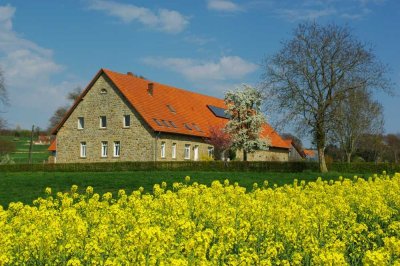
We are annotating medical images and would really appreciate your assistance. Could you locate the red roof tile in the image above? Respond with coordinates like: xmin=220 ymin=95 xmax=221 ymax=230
xmin=48 ymin=139 xmax=56 ymax=151
xmin=52 ymin=69 xmax=290 ymax=150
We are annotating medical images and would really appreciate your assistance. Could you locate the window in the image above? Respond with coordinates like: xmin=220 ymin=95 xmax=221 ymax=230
xmin=167 ymin=104 xmax=176 ymax=114
xmin=192 ymin=123 xmax=202 ymax=132
xmin=80 ymin=142 xmax=86 ymax=158
xmin=101 ymin=141 xmax=108 ymax=157
xmin=208 ymin=147 xmax=214 ymax=158
xmin=123 ymin=115 xmax=130 ymax=127
xmin=161 ymin=120 xmax=170 ymax=127
xmin=100 ymin=88 xmax=107 ymax=94
xmin=171 ymin=143 xmax=176 ymax=159
xmin=153 ymin=118 xmax=162 ymax=126
xmin=78 ymin=117 xmax=84 ymax=129
xmin=184 ymin=123 xmax=192 ymax=130
xmin=100 ymin=116 xmax=107 ymax=128
xmin=114 ymin=141 xmax=120 ymax=157
xmin=169 ymin=121 xmax=177 ymax=128
xmin=161 ymin=142 xmax=166 ymax=158
xmin=184 ymin=144 xmax=190 ymax=159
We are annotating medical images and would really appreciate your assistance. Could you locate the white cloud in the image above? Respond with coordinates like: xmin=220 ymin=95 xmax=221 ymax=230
xmin=183 ymin=35 xmax=215 ymax=46
xmin=0 ymin=5 xmax=80 ymax=128
xmin=276 ymin=7 xmax=337 ymax=21
xmin=207 ymin=0 xmax=242 ymax=12
xmin=143 ymin=56 xmax=258 ymax=81
xmin=87 ymin=0 xmax=189 ymax=34
xmin=272 ymin=0 xmax=384 ymax=21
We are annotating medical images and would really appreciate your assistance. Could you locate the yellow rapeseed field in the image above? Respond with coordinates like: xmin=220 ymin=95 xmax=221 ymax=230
xmin=0 ymin=173 xmax=399 ymax=265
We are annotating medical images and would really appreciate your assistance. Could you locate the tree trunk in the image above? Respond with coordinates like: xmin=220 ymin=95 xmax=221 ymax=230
xmin=346 ymin=152 xmax=352 ymax=164
xmin=317 ymin=146 xmax=328 ymax=173
xmin=243 ymin=150 xmax=247 ymax=161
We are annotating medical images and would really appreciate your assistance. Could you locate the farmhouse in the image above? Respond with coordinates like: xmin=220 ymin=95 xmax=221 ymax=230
xmin=50 ymin=69 xmax=290 ymax=163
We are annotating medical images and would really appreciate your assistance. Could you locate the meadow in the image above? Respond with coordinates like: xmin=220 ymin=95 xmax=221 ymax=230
xmin=0 ymin=136 xmax=49 ymax=164
xmin=0 ymin=172 xmax=398 ymax=265
xmin=0 ymin=170 xmax=365 ymax=208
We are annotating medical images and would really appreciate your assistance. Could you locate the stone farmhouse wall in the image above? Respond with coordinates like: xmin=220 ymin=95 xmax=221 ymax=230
xmin=236 ymin=148 xmax=289 ymax=162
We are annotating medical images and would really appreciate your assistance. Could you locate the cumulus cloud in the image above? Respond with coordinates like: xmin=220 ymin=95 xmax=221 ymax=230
xmin=87 ymin=0 xmax=189 ymax=34
xmin=0 ymin=5 xmax=80 ymax=128
xmin=207 ymin=0 xmax=242 ymax=12
xmin=143 ymin=56 xmax=258 ymax=81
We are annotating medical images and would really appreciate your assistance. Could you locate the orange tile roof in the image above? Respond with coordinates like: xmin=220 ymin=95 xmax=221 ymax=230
xmin=303 ymin=149 xmax=316 ymax=157
xmin=52 ymin=69 xmax=290 ymax=149
xmin=48 ymin=139 xmax=56 ymax=151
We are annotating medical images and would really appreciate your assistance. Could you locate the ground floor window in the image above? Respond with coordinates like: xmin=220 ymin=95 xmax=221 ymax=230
xmin=184 ymin=144 xmax=190 ymax=159
xmin=172 ymin=143 xmax=176 ymax=159
xmin=114 ymin=141 xmax=120 ymax=157
xmin=101 ymin=141 xmax=108 ymax=157
xmin=80 ymin=142 xmax=86 ymax=158
xmin=161 ymin=142 xmax=166 ymax=158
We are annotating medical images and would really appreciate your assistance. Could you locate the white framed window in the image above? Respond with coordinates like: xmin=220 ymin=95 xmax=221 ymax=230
xmin=208 ymin=147 xmax=214 ymax=158
xmin=114 ymin=141 xmax=120 ymax=157
xmin=100 ymin=116 xmax=107 ymax=128
xmin=184 ymin=144 xmax=190 ymax=160
xmin=80 ymin=142 xmax=86 ymax=158
xmin=78 ymin=117 xmax=84 ymax=129
xmin=101 ymin=141 xmax=108 ymax=157
xmin=171 ymin=143 xmax=176 ymax=159
xmin=161 ymin=142 xmax=166 ymax=158
xmin=123 ymin=115 xmax=131 ymax=128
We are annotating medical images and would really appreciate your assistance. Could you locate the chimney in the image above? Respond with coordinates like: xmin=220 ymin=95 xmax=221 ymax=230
xmin=127 ymin=72 xmax=134 ymax=76
xmin=147 ymin=83 xmax=154 ymax=96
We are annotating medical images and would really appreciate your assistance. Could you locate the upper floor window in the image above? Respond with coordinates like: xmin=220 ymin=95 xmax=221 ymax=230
xmin=171 ymin=143 xmax=176 ymax=159
xmin=123 ymin=115 xmax=131 ymax=128
xmin=184 ymin=144 xmax=191 ymax=160
xmin=100 ymin=88 xmax=107 ymax=94
xmin=78 ymin=117 xmax=84 ymax=129
xmin=100 ymin=116 xmax=107 ymax=128
xmin=101 ymin=141 xmax=108 ymax=157
xmin=161 ymin=142 xmax=166 ymax=158
xmin=114 ymin=141 xmax=120 ymax=157
xmin=80 ymin=142 xmax=86 ymax=158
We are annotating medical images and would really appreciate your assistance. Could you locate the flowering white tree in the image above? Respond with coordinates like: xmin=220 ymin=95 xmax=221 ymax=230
xmin=224 ymin=85 xmax=269 ymax=161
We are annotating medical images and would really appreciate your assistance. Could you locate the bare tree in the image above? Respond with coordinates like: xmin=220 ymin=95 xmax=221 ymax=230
xmin=262 ymin=22 xmax=391 ymax=172
xmin=0 ymin=67 xmax=8 ymax=108
xmin=333 ymin=88 xmax=384 ymax=163
xmin=47 ymin=87 xmax=82 ymax=132
xmin=385 ymin=134 xmax=400 ymax=163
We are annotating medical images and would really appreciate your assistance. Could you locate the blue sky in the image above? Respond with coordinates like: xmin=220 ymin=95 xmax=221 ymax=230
xmin=0 ymin=0 xmax=399 ymax=141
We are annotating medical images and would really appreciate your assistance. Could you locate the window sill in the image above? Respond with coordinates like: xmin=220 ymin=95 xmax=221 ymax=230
xmin=122 ymin=126 xmax=130 ymax=129
xmin=99 ymin=128 xmax=107 ymax=130
xmin=80 ymin=157 xmax=86 ymax=159
xmin=77 ymin=128 xmax=84 ymax=130
xmin=112 ymin=156 xmax=120 ymax=158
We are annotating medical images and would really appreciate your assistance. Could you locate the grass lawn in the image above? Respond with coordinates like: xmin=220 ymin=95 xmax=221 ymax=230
xmin=0 ymin=136 xmax=49 ymax=164
xmin=0 ymin=170 xmax=370 ymax=208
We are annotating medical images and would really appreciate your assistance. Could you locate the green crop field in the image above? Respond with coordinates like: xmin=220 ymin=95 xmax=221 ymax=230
xmin=0 ymin=170 xmax=369 ymax=208
xmin=0 ymin=136 xmax=50 ymax=164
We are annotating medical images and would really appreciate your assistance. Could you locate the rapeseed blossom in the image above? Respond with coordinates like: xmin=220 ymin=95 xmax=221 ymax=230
xmin=0 ymin=173 xmax=399 ymax=265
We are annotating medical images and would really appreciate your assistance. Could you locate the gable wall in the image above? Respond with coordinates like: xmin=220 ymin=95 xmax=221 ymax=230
xmin=56 ymin=74 xmax=155 ymax=163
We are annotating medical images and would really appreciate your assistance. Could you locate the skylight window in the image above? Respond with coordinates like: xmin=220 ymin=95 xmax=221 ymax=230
xmin=153 ymin=118 xmax=162 ymax=126
xmin=192 ymin=123 xmax=202 ymax=132
xmin=167 ymin=104 xmax=176 ymax=114
xmin=169 ymin=121 xmax=177 ymax=128
xmin=184 ymin=123 xmax=192 ymax=130
xmin=161 ymin=120 xmax=170 ymax=127
xmin=207 ymin=105 xmax=230 ymax=119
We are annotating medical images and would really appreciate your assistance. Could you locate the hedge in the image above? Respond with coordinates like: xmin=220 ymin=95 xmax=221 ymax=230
xmin=0 ymin=161 xmax=398 ymax=173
